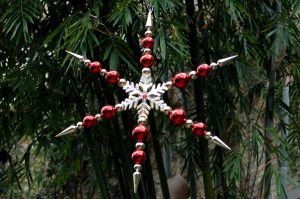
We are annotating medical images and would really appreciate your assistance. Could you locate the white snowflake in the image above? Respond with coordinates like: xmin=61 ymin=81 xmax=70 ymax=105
xmin=118 ymin=68 xmax=172 ymax=122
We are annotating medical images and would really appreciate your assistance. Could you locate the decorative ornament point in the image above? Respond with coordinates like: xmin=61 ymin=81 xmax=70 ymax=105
xmin=205 ymin=132 xmax=231 ymax=150
xmin=66 ymin=50 xmax=84 ymax=62
xmin=133 ymin=170 xmax=141 ymax=193
xmin=216 ymin=55 xmax=238 ymax=66
xmin=56 ymin=124 xmax=79 ymax=137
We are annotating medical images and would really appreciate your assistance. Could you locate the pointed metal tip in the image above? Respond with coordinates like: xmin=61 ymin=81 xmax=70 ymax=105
xmin=210 ymin=136 xmax=231 ymax=150
xmin=217 ymin=55 xmax=238 ymax=66
xmin=133 ymin=171 xmax=141 ymax=193
xmin=65 ymin=50 xmax=84 ymax=61
xmin=55 ymin=125 xmax=77 ymax=137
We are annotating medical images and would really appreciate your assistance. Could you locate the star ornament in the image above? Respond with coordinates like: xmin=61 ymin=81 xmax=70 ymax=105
xmin=56 ymin=5 xmax=236 ymax=193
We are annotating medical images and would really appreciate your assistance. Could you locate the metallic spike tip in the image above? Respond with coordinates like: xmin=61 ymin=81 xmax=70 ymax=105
xmin=133 ymin=171 xmax=141 ymax=193
xmin=145 ymin=5 xmax=153 ymax=28
xmin=55 ymin=125 xmax=77 ymax=137
xmin=210 ymin=136 xmax=231 ymax=150
xmin=217 ymin=55 xmax=238 ymax=66
xmin=66 ymin=50 xmax=84 ymax=62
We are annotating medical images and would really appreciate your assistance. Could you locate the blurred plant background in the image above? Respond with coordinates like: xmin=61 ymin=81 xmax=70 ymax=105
xmin=0 ymin=0 xmax=299 ymax=198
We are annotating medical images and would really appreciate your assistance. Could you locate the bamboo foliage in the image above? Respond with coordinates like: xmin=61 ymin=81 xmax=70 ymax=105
xmin=0 ymin=0 xmax=299 ymax=198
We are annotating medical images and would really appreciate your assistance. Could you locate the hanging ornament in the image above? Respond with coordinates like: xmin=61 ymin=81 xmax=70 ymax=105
xmin=57 ymin=4 xmax=237 ymax=194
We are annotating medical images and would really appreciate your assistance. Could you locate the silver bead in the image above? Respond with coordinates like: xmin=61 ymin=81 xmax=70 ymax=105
xmin=84 ymin=59 xmax=91 ymax=66
xmin=118 ymin=79 xmax=127 ymax=87
xmin=210 ymin=63 xmax=218 ymax=70
xmin=95 ymin=114 xmax=102 ymax=122
xmin=100 ymin=69 xmax=107 ymax=76
xmin=143 ymin=48 xmax=151 ymax=54
xmin=142 ymin=68 xmax=151 ymax=77
xmin=115 ymin=104 xmax=125 ymax=112
xmin=205 ymin=131 xmax=211 ymax=139
xmin=135 ymin=142 xmax=145 ymax=150
xmin=189 ymin=71 xmax=197 ymax=79
xmin=138 ymin=117 xmax=147 ymax=124
xmin=165 ymin=81 xmax=173 ymax=89
xmin=163 ymin=106 xmax=171 ymax=114
xmin=185 ymin=119 xmax=193 ymax=128
xmin=145 ymin=30 xmax=153 ymax=36
xmin=134 ymin=164 xmax=142 ymax=171
xmin=76 ymin=122 xmax=84 ymax=130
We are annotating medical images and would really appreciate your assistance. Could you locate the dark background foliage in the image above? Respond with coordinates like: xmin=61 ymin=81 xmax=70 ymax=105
xmin=0 ymin=0 xmax=299 ymax=198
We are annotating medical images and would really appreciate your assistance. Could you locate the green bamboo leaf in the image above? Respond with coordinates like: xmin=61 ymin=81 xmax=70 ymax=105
xmin=109 ymin=50 xmax=119 ymax=70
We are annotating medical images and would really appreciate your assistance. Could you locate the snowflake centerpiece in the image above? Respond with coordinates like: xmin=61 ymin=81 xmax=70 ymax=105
xmin=56 ymin=5 xmax=236 ymax=193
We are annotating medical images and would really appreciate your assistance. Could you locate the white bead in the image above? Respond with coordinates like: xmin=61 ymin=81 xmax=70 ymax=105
xmin=135 ymin=142 xmax=145 ymax=150
xmin=143 ymin=48 xmax=151 ymax=54
xmin=115 ymin=104 xmax=124 ymax=111
xmin=163 ymin=106 xmax=171 ymax=114
xmin=145 ymin=30 xmax=153 ymax=36
xmin=134 ymin=164 xmax=142 ymax=171
xmin=100 ymin=69 xmax=107 ymax=76
xmin=118 ymin=79 xmax=127 ymax=87
xmin=95 ymin=114 xmax=102 ymax=122
xmin=142 ymin=68 xmax=151 ymax=75
xmin=165 ymin=81 xmax=173 ymax=89
xmin=138 ymin=117 xmax=147 ymax=124
xmin=210 ymin=63 xmax=218 ymax=70
xmin=185 ymin=119 xmax=193 ymax=128
xmin=76 ymin=122 xmax=84 ymax=130
xmin=84 ymin=59 xmax=91 ymax=66
xmin=205 ymin=131 xmax=211 ymax=139
xmin=189 ymin=71 xmax=197 ymax=79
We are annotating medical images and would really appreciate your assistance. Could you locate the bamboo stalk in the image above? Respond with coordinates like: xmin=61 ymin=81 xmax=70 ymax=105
xmin=185 ymin=0 xmax=215 ymax=198
xmin=149 ymin=112 xmax=171 ymax=199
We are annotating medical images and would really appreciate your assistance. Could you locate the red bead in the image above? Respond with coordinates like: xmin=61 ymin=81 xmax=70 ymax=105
xmin=82 ymin=115 xmax=96 ymax=128
xmin=169 ymin=109 xmax=187 ymax=125
xmin=172 ymin=73 xmax=190 ymax=89
xmin=88 ymin=61 xmax=102 ymax=74
xmin=142 ymin=37 xmax=154 ymax=49
xmin=196 ymin=64 xmax=212 ymax=78
xmin=131 ymin=149 xmax=146 ymax=165
xmin=132 ymin=124 xmax=149 ymax=141
xmin=140 ymin=53 xmax=154 ymax=68
xmin=100 ymin=105 xmax=116 ymax=119
xmin=191 ymin=122 xmax=207 ymax=137
xmin=105 ymin=71 xmax=120 ymax=84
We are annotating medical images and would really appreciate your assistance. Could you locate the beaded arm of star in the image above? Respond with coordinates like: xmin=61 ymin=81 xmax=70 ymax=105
xmin=56 ymin=5 xmax=237 ymax=193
